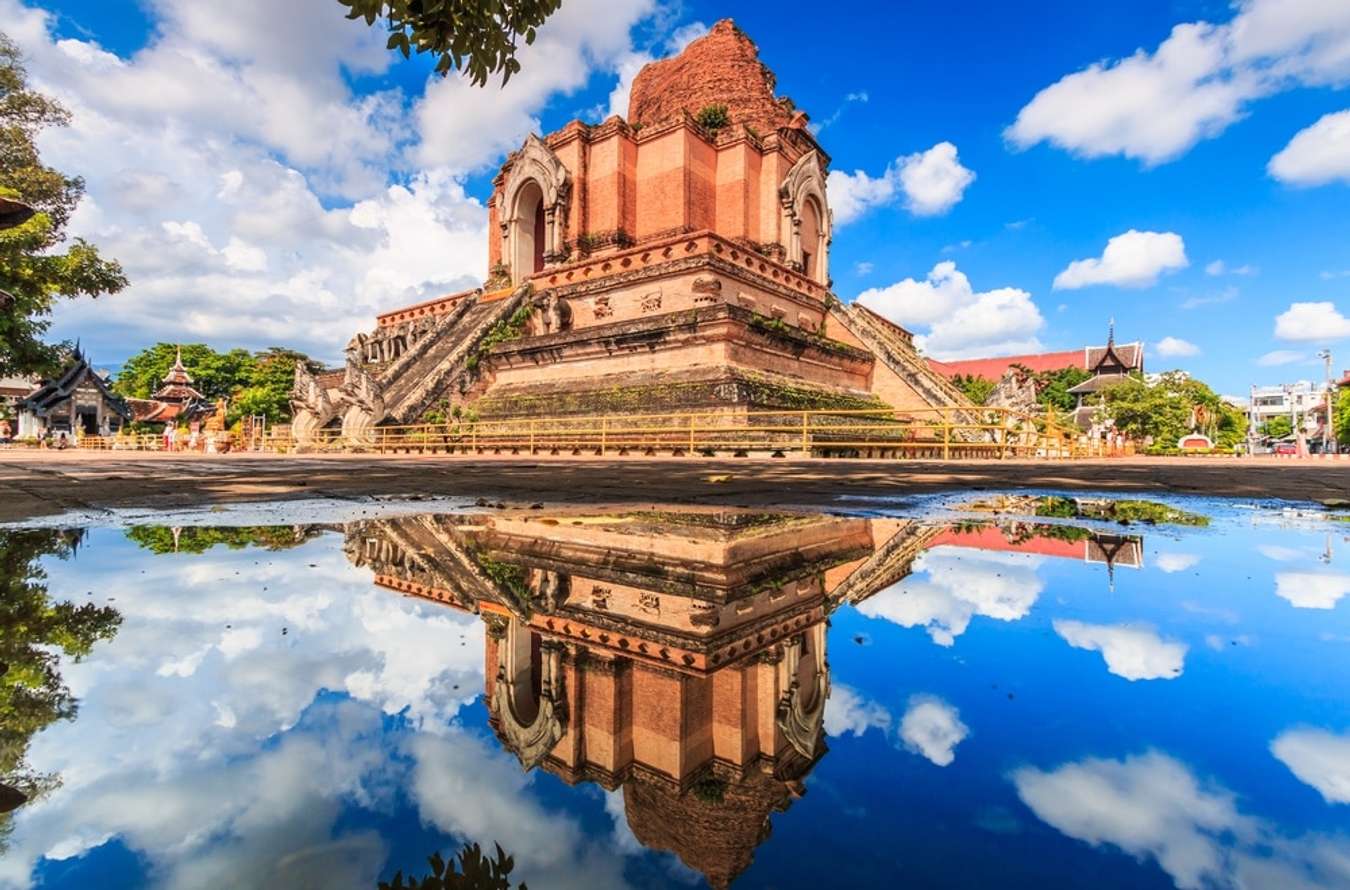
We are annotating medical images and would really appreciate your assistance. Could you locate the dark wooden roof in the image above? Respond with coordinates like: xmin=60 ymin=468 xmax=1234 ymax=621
xmin=20 ymin=350 xmax=131 ymax=420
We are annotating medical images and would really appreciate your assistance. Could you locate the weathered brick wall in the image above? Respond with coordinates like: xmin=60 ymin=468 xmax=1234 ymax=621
xmin=628 ymin=19 xmax=800 ymax=134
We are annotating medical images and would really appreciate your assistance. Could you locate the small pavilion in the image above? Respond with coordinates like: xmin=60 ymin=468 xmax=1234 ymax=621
xmin=126 ymin=347 xmax=211 ymax=428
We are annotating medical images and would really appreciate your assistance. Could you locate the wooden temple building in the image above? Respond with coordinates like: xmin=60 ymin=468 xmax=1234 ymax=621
xmin=292 ymin=20 xmax=970 ymax=446
xmin=12 ymin=347 xmax=130 ymax=438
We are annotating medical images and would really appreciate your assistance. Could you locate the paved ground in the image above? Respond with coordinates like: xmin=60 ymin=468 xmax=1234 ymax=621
xmin=2 ymin=450 xmax=1347 ymax=523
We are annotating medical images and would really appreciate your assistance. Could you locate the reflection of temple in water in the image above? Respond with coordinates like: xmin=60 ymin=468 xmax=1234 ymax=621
xmin=344 ymin=509 xmax=1140 ymax=887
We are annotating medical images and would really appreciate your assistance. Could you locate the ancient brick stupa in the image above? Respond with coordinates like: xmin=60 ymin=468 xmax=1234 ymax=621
xmin=293 ymin=19 xmax=968 ymax=444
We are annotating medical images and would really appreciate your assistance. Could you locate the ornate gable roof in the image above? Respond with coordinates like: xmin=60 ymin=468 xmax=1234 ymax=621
xmin=20 ymin=348 xmax=131 ymax=420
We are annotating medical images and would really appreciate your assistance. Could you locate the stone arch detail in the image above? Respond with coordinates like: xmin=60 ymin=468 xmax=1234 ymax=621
xmin=500 ymin=134 xmax=571 ymax=284
xmin=775 ymin=626 xmax=829 ymax=759
xmin=778 ymin=150 xmax=831 ymax=285
xmin=491 ymin=621 xmax=567 ymax=771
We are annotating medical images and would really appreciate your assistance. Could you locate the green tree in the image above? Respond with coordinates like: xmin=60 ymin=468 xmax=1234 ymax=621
xmin=232 ymin=347 xmax=325 ymax=424
xmin=1336 ymin=388 xmax=1350 ymax=447
xmin=115 ymin=343 xmax=322 ymax=423
xmin=951 ymin=374 xmax=995 ymax=405
xmin=339 ymin=0 xmax=563 ymax=86
xmin=1096 ymin=371 xmax=1246 ymax=450
xmin=0 ymin=530 xmax=120 ymax=843
xmin=1261 ymin=415 xmax=1292 ymax=439
xmin=0 ymin=34 xmax=127 ymax=377
xmin=1034 ymin=366 xmax=1094 ymax=413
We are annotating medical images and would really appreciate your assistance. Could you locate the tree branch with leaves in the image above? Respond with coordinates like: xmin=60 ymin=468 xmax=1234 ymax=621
xmin=0 ymin=34 xmax=126 ymax=377
xmin=339 ymin=0 xmax=563 ymax=86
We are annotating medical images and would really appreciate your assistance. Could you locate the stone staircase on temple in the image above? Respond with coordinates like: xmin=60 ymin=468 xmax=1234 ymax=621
xmin=828 ymin=301 xmax=986 ymax=442
xmin=375 ymin=286 xmax=530 ymax=425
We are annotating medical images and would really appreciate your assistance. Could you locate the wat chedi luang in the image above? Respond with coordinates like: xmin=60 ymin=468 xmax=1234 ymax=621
xmin=292 ymin=20 xmax=970 ymax=448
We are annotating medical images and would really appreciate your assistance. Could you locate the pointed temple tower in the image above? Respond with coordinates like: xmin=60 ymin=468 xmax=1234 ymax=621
xmin=293 ymin=20 xmax=969 ymax=444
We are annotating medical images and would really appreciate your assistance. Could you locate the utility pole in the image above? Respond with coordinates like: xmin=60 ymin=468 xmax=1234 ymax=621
xmin=1318 ymin=348 xmax=1333 ymax=454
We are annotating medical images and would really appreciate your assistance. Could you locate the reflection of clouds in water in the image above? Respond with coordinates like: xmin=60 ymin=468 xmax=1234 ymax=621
xmin=0 ymin=534 xmax=489 ymax=889
xmin=1156 ymin=553 xmax=1200 ymax=573
xmin=1259 ymin=545 xmax=1306 ymax=562
xmin=824 ymin=684 xmax=891 ymax=738
xmin=1053 ymin=620 xmax=1187 ymax=681
xmin=1013 ymin=751 xmax=1350 ymax=890
xmin=1275 ymin=572 xmax=1350 ymax=610
xmin=408 ymin=733 xmax=631 ymax=890
xmin=0 ymin=697 xmax=393 ymax=890
xmin=1272 ymin=727 xmax=1350 ymax=804
xmin=857 ymin=548 xmax=1043 ymax=646
xmin=899 ymin=695 xmax=968 ymax=767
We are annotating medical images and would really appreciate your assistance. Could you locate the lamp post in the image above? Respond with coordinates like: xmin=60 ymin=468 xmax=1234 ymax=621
xmin=1318 ymin=349 xmax=1333 ymax=454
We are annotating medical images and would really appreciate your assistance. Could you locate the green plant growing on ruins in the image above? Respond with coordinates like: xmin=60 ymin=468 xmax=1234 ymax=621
xmin=951 ymin=374 xmax=996 ymax=406
xmin=0 ymin=530 xmax=120 ymax=847
xmin=339 ymin=0 xmax=562 ymax=87
xmin=690 ymin=774 xmax=727 ymax=804
xmin=0 ymin=35 xmax=127 ymax=377
xmin=695 ymin=103 xmax=730 ymax=132
xmin=380 ymin=842 xmax=527 ymax=890
xmin=467 ymin=303 xmax=534 ymax=373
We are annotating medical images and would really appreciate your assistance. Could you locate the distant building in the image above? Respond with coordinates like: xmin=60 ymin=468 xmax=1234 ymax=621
xmin=15 ymin=348 xmax=131 ymax=438
xmin=1248 ymin=381 xmax=1330 ymax=437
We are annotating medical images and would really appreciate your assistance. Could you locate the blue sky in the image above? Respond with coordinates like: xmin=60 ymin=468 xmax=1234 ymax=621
xmin=8 ymin=0 xmax=1350 ymax=395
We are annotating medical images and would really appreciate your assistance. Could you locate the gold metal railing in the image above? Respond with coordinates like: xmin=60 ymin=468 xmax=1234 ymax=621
xmin=286 ymin=406 xmax=1086 ymax=459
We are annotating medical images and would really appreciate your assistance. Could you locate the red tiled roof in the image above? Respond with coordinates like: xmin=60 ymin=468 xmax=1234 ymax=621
xmin=929 ymin=526 xmax=1083 ymax=560
xmin=928 ymin=349 xmax=1087 ymax=381
xmin=928 ymin=341 xmax=1144 ymax=381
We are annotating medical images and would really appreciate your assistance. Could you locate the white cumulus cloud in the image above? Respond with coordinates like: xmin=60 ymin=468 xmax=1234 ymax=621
xmin=1006 ymin=2 xmax=1350 ymax=166
xmin=1257 ymin=349 xmax=1307 ymax=367
xmin=1274 ymin=571 xmax=1350 ymax=609
xmin=1053 ymin=620 xmax=1188 ymax=681
xmin=898 ymin=695 xmax=968 ymax=767
xmin=1157 ymin=553 xmax=1201 ymax=573
xmin=1271 ymin=727 xmax=1350 ymax=804
xmin=1156 ymin=336 xmax=1201 ymax=358
xmin=855 ymin=262 xmax=1044 ymax=361
xmin=1270 ymin=109 xmax=1350 ymax=186
xmin=1053 ymin=230 xmax=1189 ymax=290
xmin=1012 ymin=752 xmax=1251 ymax=890
xmin=1274 ymin=302 xmax=1350 ymax=342
xmin=857 ymin=547 xmax=1043 ymax=646
xmin=823 ymin=684 xmax=892 ymax=738
xmin=827 ymin=141 xmax=975 ymax=225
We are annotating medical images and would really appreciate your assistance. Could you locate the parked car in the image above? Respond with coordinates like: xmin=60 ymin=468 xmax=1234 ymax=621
xmin=1273 ymin=442 xmax=1299 ymax=456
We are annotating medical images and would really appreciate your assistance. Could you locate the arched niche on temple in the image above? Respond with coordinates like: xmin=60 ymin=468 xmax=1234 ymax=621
xmin=775 ymin=624 xmax=829 ymax=759
xmin=779 ymin=150 xmax=831 ymax=286
xmin=500 ymin=134 xmax=570 ymax=285
xmin=491 ymin=618 xmax=567 ymax=770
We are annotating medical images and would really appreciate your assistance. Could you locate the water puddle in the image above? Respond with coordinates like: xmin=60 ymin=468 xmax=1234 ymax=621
xmin=1 ymin=496 xmax=1347 ymax=888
